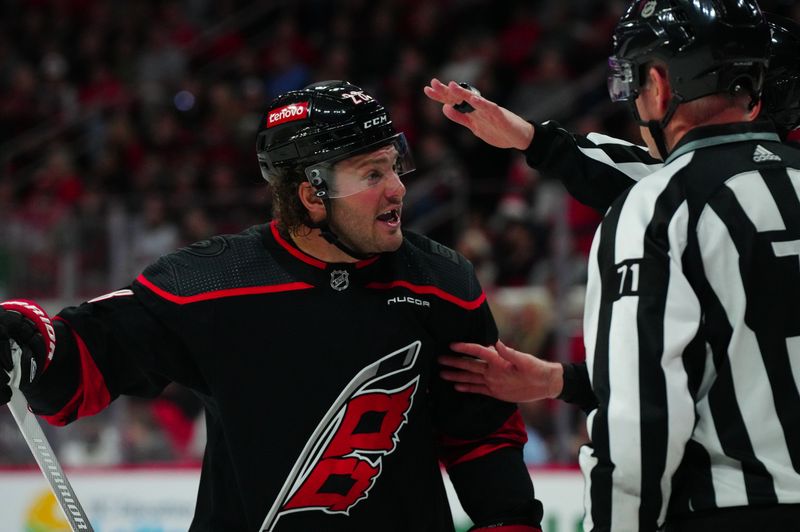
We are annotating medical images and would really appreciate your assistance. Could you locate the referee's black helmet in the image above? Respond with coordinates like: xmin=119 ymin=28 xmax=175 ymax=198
xmin=607 ymin=0 xmax=771 ymax=106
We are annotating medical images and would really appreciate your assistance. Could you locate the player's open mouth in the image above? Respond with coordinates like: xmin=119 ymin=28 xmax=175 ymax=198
xmin=376 ymin=208 xmax=401 ymax=227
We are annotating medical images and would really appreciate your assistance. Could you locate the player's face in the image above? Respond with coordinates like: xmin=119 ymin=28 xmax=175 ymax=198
xmin=328 ymin=145 xmax=406 ymax=255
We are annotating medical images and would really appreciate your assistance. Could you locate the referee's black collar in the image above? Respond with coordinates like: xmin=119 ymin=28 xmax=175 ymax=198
xmin=665 ymin=120 xmax=780 ymax=165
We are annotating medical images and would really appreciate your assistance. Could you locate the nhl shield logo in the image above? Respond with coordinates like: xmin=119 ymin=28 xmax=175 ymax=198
xmin=640 ymin=0 xmax=657 ymax=17
xmin=330 ymin=270 xmax=350 ymax=291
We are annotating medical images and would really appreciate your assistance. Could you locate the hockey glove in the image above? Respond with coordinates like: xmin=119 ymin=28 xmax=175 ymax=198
xmin=0 ymin=301 xmax=56 ymax=405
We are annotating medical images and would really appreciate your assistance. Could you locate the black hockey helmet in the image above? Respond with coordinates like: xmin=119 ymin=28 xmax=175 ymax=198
xmin=256 ymin=80 xmax=414 ymax=199
xmin=764 ymin=14 xmax=800 ymax=137
xmin=608 ymin=0 xmax=770 ymax=106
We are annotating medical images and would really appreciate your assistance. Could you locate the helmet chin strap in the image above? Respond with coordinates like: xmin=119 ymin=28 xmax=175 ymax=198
xmin=310 ymin=195 xmax=374 ymax=261
xmin=630 ymin=95 xmax=683 ymax=160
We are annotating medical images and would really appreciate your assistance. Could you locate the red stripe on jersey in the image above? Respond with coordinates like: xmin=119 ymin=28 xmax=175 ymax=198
xmin=270 ymin=221 xmax=327 ymax=269
xmin=136 ymin=274 xmax=314 ymax=304
xmin=444 ymin=441 xmax=517 ymax=467
xmin=356 ymin=255 xmax=380 ymax=269
xmin=366 ymin=280 xmax=486 ymax=310
xmin=269 ymin=221 xmax=381 ymax=270
xmin=42 ymin=319 xmax=111 ymax=426
xmin=437 ymin=410 xmax=527 ymax=468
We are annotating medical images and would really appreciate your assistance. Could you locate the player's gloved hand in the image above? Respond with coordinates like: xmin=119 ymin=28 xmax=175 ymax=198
xmin=0 ymin=300 xmax=56 ymax=405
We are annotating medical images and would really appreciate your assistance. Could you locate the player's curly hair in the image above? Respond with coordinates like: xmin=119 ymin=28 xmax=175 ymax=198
xmin=268 ymin=166 xmax=314 ymax=235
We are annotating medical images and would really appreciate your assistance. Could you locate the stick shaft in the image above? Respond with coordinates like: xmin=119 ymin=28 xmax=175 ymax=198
xmin=6 ymin=342 xmax=93 ymax=531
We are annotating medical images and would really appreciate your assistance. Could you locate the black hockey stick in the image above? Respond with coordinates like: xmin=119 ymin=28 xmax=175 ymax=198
xmin=6 ymin=341 xmax=93 ymax=531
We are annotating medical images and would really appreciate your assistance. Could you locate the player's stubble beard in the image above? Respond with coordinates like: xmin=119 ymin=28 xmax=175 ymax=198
xmin=327 ymin=198 xmax=403 ymax=257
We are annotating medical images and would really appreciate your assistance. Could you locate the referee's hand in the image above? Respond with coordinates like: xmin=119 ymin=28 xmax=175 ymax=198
xmin=439 ymin=340 xmax=563 ymax=403
xmin=423 ymin=78 xmax=535 ymax=151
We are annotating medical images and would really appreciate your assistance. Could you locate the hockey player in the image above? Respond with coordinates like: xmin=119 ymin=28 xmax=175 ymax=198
xmin=0 ymin=81 xmax=543 ymax=531
xmin=428 ymin=12 xmax=800 ymax=412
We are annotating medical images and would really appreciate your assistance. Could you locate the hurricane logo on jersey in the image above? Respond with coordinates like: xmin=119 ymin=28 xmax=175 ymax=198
xmin=261 ymin=341 xmax=421 ymax=531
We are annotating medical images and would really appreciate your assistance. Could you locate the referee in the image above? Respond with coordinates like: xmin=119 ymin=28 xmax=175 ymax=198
xmin=584 ymin=1 xmax=800 ymax=531
xmin=434 ymin=3 xmax=800 ymax=530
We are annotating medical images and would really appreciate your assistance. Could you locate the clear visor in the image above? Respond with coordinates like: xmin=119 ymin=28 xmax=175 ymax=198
xmin=607 ymin=56 xmax=637 ymax=102
xmin=305 ymin=133 xmax=415 ymax=199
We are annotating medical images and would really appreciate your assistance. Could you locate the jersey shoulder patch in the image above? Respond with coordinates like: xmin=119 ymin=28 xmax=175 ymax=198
xmin=404 ymin=232 xmax=462 ymax=265
xmin=428 ymin=239 xmax=460 ymax=265
xmin=398 ymin=232 xmax=480 ymax=301
xmin=181 ymin=236 xmax=228 ymax=257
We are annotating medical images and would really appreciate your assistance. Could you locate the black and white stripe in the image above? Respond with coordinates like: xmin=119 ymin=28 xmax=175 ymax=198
xmin=582 ymin=132 xmax=800 ymax=530
xmin=580 ymin=131 xmax=663 ymax=182
xmin=528 ymin=121 xmax=663 ymax=212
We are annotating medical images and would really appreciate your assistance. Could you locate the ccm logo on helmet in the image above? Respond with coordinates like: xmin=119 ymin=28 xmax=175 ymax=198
xmin=364 ymin=115 xmax=388 ymax=129
xmin=267 ymin=102 xmax=310 ymax=127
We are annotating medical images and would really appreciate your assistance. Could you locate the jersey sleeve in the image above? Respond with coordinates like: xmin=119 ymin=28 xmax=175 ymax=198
xmin=525 ymin=120 xmax=662 ymax=212
xmin=558 ymin=361 xmax=597 ymax=413
xmin=580 ymin=180 xmax=700 ymax=531
xmin=431 ymin=264 xmax=543 ymax=527
xmin=25 ymin=280 xmax=207 ymax=426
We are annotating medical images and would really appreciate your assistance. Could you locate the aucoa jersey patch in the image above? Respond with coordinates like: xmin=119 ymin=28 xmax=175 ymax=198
xmin=261 ymin=342 xmax=421 ymax=531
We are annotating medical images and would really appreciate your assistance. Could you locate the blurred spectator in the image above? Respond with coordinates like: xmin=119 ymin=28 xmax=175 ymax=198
xmin=491 ymin=203 xmax=547 ymax=287
xmin=75 ymin=185 xmax=111 ymax=295
xmin=122 ymin=399 xmax=178 ymax=463
xmin=129 ymin=194 xmax=179 ymax=277
xmin=150 ymin=384 xmax=204 ymax=461
xmin=180 ymin=205 xmax=216 ymax=244
xmin=29 ymin=146 xmax=84 ymax=209
xmin=454 ymin=214 xmax=496 ymax=288
xmin=519 ymin=402 xmax=553 ymax=465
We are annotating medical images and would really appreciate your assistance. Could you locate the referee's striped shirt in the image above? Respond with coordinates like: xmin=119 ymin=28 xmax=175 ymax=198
xmin=525 ymin=120 xmax=662 ymax=212
xmin=581 ymin=121 xmax=800 ymax=531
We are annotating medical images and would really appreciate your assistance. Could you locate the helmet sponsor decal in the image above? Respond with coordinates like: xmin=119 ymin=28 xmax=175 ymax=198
xmin=268 ymin=102 xmax=310 ymax=128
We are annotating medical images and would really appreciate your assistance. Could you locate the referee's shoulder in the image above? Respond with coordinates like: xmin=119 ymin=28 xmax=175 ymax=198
xmin=613 ymin=152 xmax=693 ymax=213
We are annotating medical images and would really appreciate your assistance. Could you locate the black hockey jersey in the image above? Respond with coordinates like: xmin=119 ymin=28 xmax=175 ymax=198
xmin=29 ymin=222 xmax=542 ymax=531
